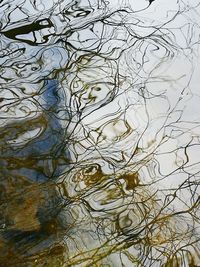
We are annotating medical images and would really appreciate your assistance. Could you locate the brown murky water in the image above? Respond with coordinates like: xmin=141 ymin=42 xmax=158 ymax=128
xmin=0 ymin=0 xmax=199 ymax=266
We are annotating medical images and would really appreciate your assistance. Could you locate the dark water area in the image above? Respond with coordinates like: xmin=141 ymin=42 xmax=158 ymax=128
xmin=0 ymin=0 xmax=199 ymax=266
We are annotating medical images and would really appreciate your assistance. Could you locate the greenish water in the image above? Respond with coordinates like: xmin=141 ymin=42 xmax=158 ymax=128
xmin=0 ymin=0 xmax=199 ymax=266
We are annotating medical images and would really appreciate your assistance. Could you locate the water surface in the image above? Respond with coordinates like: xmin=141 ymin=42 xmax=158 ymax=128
xmin=0 ymin=0 xmax=199 ymax=266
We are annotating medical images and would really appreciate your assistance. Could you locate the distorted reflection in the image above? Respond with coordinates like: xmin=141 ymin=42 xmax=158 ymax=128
xmin=0 ymin=0 xmax=199 ymax=266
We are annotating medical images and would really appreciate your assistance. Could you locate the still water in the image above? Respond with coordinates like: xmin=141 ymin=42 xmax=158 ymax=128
xmin=0 ymin=0 xmax=199 ymax=266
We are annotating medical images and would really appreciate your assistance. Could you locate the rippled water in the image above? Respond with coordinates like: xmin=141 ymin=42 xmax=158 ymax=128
xmin=0 ymin=0 xmax=200 ymax=266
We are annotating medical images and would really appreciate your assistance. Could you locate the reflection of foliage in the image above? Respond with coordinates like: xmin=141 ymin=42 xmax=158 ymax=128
xmin=0 ymin=0 xmax=200 ymax=266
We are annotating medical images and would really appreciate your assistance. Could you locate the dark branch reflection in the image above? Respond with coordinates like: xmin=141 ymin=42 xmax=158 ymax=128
xmin=0 ymin=0 xmax=199 ymax=266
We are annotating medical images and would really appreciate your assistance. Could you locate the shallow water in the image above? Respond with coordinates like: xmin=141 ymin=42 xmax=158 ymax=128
xmin=0 ymin=0 xmax=199 ymax=266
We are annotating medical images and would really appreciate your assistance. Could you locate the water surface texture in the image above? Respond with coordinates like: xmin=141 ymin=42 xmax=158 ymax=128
xmin=0 ymin=0 xmax=200 ymax=266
